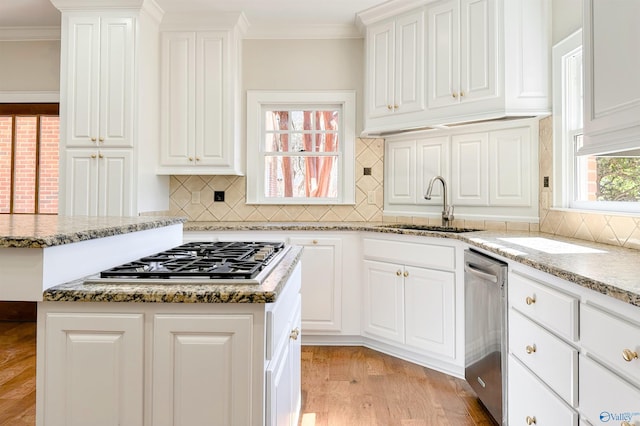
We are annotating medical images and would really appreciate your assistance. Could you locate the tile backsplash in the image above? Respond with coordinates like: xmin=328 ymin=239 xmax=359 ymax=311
xmin=538 ymin=116 xmax=640 ymax=250
xmin=169 ymin=138 xmax=384 ymax=222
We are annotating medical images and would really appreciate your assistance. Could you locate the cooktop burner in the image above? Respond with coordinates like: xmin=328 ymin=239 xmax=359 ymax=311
xmin=98 ymin=241 xmax=286 ymax=280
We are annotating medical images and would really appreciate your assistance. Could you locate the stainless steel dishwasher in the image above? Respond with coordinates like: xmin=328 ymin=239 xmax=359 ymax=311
xmin=464 ymin=249 xmax=507 ymax=425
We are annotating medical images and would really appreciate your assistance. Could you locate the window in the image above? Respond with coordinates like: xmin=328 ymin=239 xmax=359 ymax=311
xmin=246 ymin=91 xmax=355 ymax=204
xmin=0 ymin=104 xmax=59 ymax=214
xmin=553 ymin=31 xmax=640 ymax=213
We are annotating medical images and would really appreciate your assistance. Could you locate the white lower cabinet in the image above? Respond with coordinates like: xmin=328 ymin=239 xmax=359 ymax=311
xmin=41 ymin=313 xmax=144 ymax=426
xmin=362 ymin=236 xmax=460 ymax=370
xmin=37 ymin=263 xmax=302 ymax=426
xmin=508 ymin=355 xmax=578 ymax=426
xmin=152 ymin=314 xmax=253 ymax=426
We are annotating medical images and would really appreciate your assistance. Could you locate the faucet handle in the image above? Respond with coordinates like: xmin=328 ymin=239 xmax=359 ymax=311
xmin=444 ymin=205 xmax=455 ymax=222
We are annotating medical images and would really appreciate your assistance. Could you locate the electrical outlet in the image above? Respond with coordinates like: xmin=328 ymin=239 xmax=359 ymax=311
xmin=543 ymin=176 xmax=549 ymax=188
xmin=367 ymin=191 xmax=376 ymax=204
xmin=214 ymin=191 xmax=225 ymax=202
xmin=191 ymin=191 xmax=200 ymax=204
xmin=363 ymin=167 xmax=372 ymax=176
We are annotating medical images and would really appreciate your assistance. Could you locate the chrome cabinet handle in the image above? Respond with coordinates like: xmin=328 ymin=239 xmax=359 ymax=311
xmin=622 ymin=349 xmax=639 ymax=362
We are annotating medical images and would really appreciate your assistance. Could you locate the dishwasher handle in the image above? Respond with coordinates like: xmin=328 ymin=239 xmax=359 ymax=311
xmin=464 ymin=262 xmax=499 ymax=283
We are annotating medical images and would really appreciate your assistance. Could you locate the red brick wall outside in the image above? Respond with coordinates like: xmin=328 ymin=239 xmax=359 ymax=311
xmin=0 ymin=117 xmax=11 ymax=213
xmin=39 ymin=116 xmax=59 ymax=214
xmin=0 ymin=115 xmax=59 ymax=214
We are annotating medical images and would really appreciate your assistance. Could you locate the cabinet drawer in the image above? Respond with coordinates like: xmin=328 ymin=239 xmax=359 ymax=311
xmin=509 ymin=309 xmax=578 ymax=406
xmin=363 ymin=238 xmax=455 ymax=270
xmin=509 ymin=271 xmax=578 ymax=341
xmin=581 ymin=303 xmax=640 ymax=387
xmin=579 ymin=355 xmax=640 ymax=426
xmin=508 ymin=355 xmax=578 ymax=426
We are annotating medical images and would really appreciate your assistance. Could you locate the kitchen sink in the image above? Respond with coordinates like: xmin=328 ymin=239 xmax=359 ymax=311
xmin=377 ymin=224 xmax=481 ymax=233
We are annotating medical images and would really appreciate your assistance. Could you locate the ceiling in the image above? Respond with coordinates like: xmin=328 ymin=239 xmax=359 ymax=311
xmin=0 ymin=0 xmax=390 ymax=37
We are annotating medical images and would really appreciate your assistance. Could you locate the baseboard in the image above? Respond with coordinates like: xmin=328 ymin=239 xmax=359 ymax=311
xmin=0 ymin=301 xmax=37 ymax=321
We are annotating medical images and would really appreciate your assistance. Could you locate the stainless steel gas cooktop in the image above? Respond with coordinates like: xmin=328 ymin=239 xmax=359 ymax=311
xmin=85 ymin=241 xmax=289 ymax=285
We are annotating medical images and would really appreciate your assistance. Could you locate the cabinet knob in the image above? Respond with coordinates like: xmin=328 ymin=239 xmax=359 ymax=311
xmin=452 ymin=92 xmax=458 ymax=99
xmin=188 ymin=157 xmax=194 ymax=162
xmin=90 ymin=154 xmax=97 ymax=159
xmin=525 ymin=416 xmax=536 ymax=425
xmin=622 ymin=349 xmax=639 ymax=362
xmin=525 ymin=344 xmax=536 ymax=354
xmin=99 ymin=137 xmax=104 ymax=142
xmin=393 ymin=104 xmax=399 ymax=110
xmin=312 ymin=240 xmax=318 ymax=244
xmin=622 ymin=422 xmax=632 ymax=426
xmin=98 ymin=153 xmax=103 ymax=159
xmin=525 ymin=296 xmax=536 ymax=305
xmin=91 ymin=137 xmax=97 ymax=142
xmin=460 ymin=91 xmax=465 ymax=97
xmin=289 ymin=327 xmax=300 ymax=340
xmin=195 ymin=157 xmax=200 ymax=161
xmin=403 ymin=271 xmax=409 ymax=278
xmin=387 ymin=105 xmax=393 ymax=110
xmin=396 ymin=270 xmax=402 ymax=276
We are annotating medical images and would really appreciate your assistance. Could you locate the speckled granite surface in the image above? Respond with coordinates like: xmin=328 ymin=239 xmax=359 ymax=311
xmin=185 ymin=222 xmax=640 ymax=307
xmin=0 ymin=215 xmax=186 ymax=248
xmin=43 ymin=246 xmax=303 ymax=304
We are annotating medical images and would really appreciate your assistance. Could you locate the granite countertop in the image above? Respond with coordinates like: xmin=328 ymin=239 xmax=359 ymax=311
xmin=43 ymin=246 xmax=303 ymax=304
xmin=0 ymin=215 xmax=186 ymax=248
xmin=185 ymin=221 xmax=640 ymax=307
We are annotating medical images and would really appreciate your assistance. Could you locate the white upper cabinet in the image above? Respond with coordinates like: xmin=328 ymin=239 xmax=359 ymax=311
xmin=159 ymin=15 xmax=246 ymax=175
xmin=427 ymin=0 xmax=496 ymax=109
xmin=360 ymin=0 xmax=550 ymax=135
xmin=366 ymin=10 xmax=425 ymax=121
xmin=582 ymin=0 xmax=640 ymax=155
xmin=61 ymin=15 xmax=134 ymax=149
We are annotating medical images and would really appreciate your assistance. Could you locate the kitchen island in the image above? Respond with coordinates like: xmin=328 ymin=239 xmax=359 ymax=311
xmin=36 ymin=242 xmax=303 ymax=426
xmin=0 ymin=215 xmax=185 ymax=301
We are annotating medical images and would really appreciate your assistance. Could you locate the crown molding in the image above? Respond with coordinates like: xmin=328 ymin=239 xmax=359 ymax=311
xmin=356 ymin=0 xmax=429 ymax=30
xmin=0 ymin=27 xmax=61 ymax=41
xmin=160 ymin=11 xmax=248 ymax=32
xmin=0 ymin=91 xmax=60 ymax=102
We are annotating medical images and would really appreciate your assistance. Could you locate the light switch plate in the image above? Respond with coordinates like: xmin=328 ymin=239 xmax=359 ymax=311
xmin=367 ymin=191 xmax=376 ymax=204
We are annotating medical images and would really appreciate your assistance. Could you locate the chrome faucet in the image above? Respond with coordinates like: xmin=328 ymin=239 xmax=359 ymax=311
xmin=424 ymin=176 xmax=454 ymax=227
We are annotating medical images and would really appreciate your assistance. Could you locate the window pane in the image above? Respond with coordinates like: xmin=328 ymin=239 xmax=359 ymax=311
xmin=265 ymin=111 xmax=288 ymax=131
xmin=264 ymin=155 xmax=339 ymax=198
xmin=0 ymin=116 xmax=11 ymax=213
xmin=315 ymin=110 xmax=339 ymax=131
xmin=14 ymin=117 xmax=37 ymax=213
xmin=39 ymin=116 xmax=59 ymax=214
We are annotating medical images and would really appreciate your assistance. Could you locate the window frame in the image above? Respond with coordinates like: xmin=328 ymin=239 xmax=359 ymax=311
xmin=553 ymin=30 xmax=640 ymax=214
xmin=246 ymin=90 xmax=356 ymax=205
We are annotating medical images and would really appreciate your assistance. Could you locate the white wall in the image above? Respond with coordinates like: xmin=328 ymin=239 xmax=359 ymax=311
xmin=0 ymin=40 xmax=60 ymax=91
xmin=552 ymin=0 xmax=582 ymax=45
xmin=242 ymin=38 xmax=365 ymax=133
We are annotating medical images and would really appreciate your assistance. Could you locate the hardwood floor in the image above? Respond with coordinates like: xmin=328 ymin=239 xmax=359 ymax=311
xmin=0 ymin=323 xmax=496 ymax=426
xmin=300 ymin=346 xmax=497 ymax=426
xmin=0 ymin=322 xmax=36 ymax=426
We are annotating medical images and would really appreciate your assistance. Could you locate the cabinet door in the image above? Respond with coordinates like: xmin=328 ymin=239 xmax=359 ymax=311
xmin=160 ymin=31 xmax=196 ymax=167
xmin=583 ymin=0 xmax=640 ymax=154
xmin=489 ymin=126 xmax=531 ymax=206
xmin=404 ymin=266 xmax=455 ymax=357
xmin=43 ymin=313 xmax=144 ymax=426
xmin=416 ymin=136 xmax=449 ymax=206
xmin=98 ymin=17 xmax=134 ymax=148
xmin=386 ymin=140 xmax=416 ymax=205
xmin=65 ymin=149 xmax=100 ymax=216
xmin=427 ymin=0 xmax=460 ymax=109
xmin=289 ymin=237 xmax=342 ymax=332
xmin=367 ymin=20 xmax=395 ymax=118
xmin=362 ymin=260 xmax=404 ymax=343
xmin=459 ymin=0 xmax=496 ymax=103
xmin=64 ymin=16 xmax=101 ymax=147
xmin=394 ymin=11 xmax=425 ymax=115
xmin=196 ymin=31 xmax=227 ymax=166
xmin=451 ymin=132 xmax=489 ymax=205
xmin=152 ymin=314 xmax=253 ymax=426
xmin=97 ymin=149 xmax=132 ymax=216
